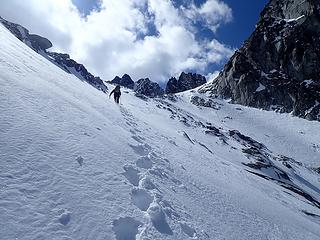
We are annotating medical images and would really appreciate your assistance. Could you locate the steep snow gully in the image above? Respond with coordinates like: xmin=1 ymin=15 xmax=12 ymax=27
xmin=0 ymin=23 xmax=320 ymax=240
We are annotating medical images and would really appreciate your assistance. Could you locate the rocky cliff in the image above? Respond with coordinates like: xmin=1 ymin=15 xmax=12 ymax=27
xmin=134 ymin=78 xmax=164 ymax=98
xmin=200 ymin=0 xmax=320 ymax=121
xmin=0 ymin=16 xmax=52 ymax=52
xmin=47 ymin=52 xmax=107 ymax=92
xmin=0 ymin=17 xmax=107 ymax=93
xmin=166 ymin=72 xmax=206 ymax=94
xmin=110 ymin=74 xmax=135 ymax=89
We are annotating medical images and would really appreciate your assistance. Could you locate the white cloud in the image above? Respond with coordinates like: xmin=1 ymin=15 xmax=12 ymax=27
xmin=206 ymin=71 xmax=220 ymax=83
xmin=205 ymin=39 xmax=235 ymax=63
xmin=0 ymin=0 xmax=235 ymax=83
xmin=198 ymin=0 xmax=233 ymax=32
xmin=182 ymin=0 xmax=232 ymax=32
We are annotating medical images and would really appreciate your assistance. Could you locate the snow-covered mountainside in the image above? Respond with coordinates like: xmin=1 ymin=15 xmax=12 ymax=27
xmin=1 ymin=21 xmax=320 ymax=240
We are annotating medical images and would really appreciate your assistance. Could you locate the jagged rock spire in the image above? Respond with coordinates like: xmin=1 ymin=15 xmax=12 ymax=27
xmin=166 ymin=72 xmax=206 ymax=94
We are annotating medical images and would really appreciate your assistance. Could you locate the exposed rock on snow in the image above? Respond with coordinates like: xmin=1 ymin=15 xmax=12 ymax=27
xmin=76 ymin=156 xmax=84 ymax=166
xmin=228 ymin=129 xmax=320 ymax=209
xmin=58 ymin=210 xmax=71 ymax=226
xmin=190 ymin=95 xmax=223 ymax=110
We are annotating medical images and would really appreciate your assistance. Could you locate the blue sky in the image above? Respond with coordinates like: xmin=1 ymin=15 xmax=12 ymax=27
xmin=72 ymin=0 xmax=269 ymax=48
xmin=214 ymin=0 xmax=269 ymax=47
xmin=71 ymin=0 xmax=101 ymax=16
xmin=69 ymin=0 xmax=269 ymax=79
xmin=1 ymin=0 xmax=270 ymax=83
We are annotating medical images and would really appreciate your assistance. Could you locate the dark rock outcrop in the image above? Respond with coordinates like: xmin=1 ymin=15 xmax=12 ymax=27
xmin=166 ymin=77 xmax=179 ymax=94
xmin=110 ymin=76 xmax=122 ymax=85
xmin=0 ymin=17 xmax=107 ymax=93
xmin=199 ymin=0 xmax=320 ymax=121
xmin=110 ymin=74 xmax=134 ymax=89
xmin=134 ymin=78 xmax=164 ymax=98
xmin=121 ymin=74 xmax=135 ymax=89
xmin=0 ymin=16 xmax=52 ymax=52
xmin=47 ymin=52 xmax=107 ymax=92
xmin=190 ymin=96 xmax=223 ymax=110
xmin=166 ymin=72 xmax=206 ymax=94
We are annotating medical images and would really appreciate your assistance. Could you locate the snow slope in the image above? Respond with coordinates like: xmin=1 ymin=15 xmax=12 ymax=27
xmin=1 ymin=23 xmax=320 ymax=240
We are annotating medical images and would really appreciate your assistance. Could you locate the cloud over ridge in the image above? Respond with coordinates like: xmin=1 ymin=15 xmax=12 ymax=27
xmin=0 ymin=0 xmax=235 ymax=83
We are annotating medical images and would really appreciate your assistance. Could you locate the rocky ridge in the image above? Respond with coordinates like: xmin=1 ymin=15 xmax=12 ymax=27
xmin=134 ymin=78 xmax=164 ymax=98
xmin=109 ymin=72 xmax=207 ymax=99
xmin=0 ymin=16 xmax=107 ymax=93
xmin=109 ymin=74 xmax=135 ymax=89
xmin=199 ymin=0 xmax=320 ymax=121
xmin=166 ymin=72 xmax=206 ymax=94
xmin=0 ymin=16 xmax=52 ymax=52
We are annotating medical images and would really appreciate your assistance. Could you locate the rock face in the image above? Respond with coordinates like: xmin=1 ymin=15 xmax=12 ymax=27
xmin=166 ymin=72 xmax=206 ymax=94
xmin=199 ymin=0 xmax=320 ymax=121
xmin=47 ymin=52 xmax=108 ymax=92
xmin=109 ymin=75 xmax=164 ymax=98
xmin=0 ymin=17 xmax=107 ymax=93
xmin=134 ymin=78 xmax=164 ymax=98
xmin=0 ymin=16 xmax=52 ymax=52
xmin=110 ymin=74 xmax=134 ymax=89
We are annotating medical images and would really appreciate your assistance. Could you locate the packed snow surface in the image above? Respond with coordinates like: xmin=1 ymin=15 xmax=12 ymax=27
xmin=1 ymin=24 xmax=320 ymax=240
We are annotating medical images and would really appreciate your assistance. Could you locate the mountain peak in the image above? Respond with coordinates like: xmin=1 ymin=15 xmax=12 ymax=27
xmin=200 ymin=0 xmax=320 ymax=121
xmin=110 ymin=74 xmax=134 ymax=89
xmin=165 ymin=72 xmax=206 ymax=94
xmin=134 ymin=78 xmax=164 ymax=98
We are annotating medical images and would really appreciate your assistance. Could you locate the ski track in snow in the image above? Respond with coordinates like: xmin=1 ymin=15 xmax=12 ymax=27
xmin=1 ymin=24 xmax=320 ymax=240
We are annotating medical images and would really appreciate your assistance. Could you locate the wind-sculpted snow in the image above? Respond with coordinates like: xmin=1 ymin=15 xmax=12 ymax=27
xmin=157 ymin=95 xmax=320 ymax=210
xmin=1 ymin=23 xmax=320 ymax=239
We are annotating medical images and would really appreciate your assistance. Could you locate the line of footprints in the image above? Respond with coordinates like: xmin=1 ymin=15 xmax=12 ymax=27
xmin=112 ymin=108 xmax=203 ymax=240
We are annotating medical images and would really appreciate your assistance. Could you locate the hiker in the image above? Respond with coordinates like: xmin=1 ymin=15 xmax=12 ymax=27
xmin=109 ymin=85 xmax=121 ymax=104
